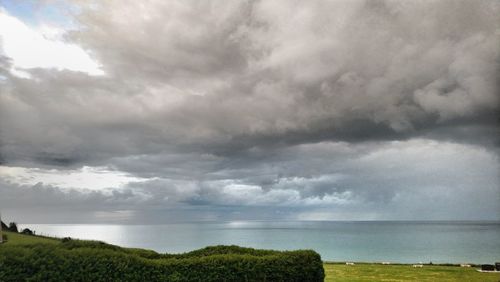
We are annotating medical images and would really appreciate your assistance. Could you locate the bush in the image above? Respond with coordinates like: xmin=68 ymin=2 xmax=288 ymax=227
xmin=0 ymin=242 xmax=324 ymax=281
xmin=8 ymin=222 xmax=18 ymax=233
xmin=481 ymin=264 xmax=495 ymax=271
xmin=172 ymin=245 xmax=278 ymax=258
xmin=0 ymin=221 xmax=8 ymax=231
xmin=20 ymin=228 xmax=35 ymax=235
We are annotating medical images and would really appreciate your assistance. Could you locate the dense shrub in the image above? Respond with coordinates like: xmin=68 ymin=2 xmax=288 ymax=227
xmin=1 ymin=221 xmax=18 ymax=233
xmin=172 ymin=245 xmax=278 ymax=258
xmin=20 ymin=228 xmax=35 ymax=235
xmin=7 ymin=223 xmax=18 ymax=233
xmin=0 ymin=242 xmax=324 ymax=281
xmin=481 ymin=264 xmax=495 ymax=271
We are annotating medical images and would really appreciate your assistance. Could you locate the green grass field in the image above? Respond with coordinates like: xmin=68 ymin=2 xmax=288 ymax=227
xmin=324 ymin=262 xmax=500 ymax=282
xmin=2 ymin=231 xmax=60 ymax=245
xmin=2 ymin=231 xmax=499 ymax=281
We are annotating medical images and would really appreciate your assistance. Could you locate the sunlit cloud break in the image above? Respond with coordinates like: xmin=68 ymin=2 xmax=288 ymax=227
xmin=0 ymin=9 xmax=103 ymax=76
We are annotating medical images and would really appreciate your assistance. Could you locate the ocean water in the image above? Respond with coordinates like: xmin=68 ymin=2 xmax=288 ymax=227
xmin=21 ymin=221 xmax=500 ymax=264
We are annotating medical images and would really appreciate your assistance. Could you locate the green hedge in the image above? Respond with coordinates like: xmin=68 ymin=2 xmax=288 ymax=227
xmin=0 ymin=241 xmax=324 ymax=281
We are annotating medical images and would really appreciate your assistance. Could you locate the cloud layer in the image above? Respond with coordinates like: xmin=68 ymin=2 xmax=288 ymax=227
xmin=0 ymin=0 xmax=499 ymax=222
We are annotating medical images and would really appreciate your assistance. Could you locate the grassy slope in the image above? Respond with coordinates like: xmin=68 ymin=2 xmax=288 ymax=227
xmin=2 ymin=232 xmax=499 ymax=281
xmin=324 ymin=263 xmax=500 ymax=282
xmin=2 ymin=231 xmax=60 ymax=245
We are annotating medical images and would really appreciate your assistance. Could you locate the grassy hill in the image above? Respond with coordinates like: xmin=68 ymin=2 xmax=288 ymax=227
xmin=2 ymin=231 xmax=60 ymax=245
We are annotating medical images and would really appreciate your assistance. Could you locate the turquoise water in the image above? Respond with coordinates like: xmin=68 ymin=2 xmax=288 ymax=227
xmin=22 ymin=221 xmax=500 ymax=264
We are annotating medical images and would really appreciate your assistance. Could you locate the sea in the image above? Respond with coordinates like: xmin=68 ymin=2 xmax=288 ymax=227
xmin=20 ymin=221 xmax=500 ymax=264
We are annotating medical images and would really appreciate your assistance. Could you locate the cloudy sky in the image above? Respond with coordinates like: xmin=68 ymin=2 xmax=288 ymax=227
xmin=0 ymin=0 xmax=498 ymax=223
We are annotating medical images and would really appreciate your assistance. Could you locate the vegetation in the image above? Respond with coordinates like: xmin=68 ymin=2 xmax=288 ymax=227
xmin=0 ymin=231 xmax=324 ymax=282
xmin=1 ymin=231 xmax=59 ymax=245
xmin=1 ymin=221 xmax=18 ymax=233
xmin=323 ymin=262 xmax=500 ymax=282
xmin=20 ymin=228 xmax=35 ymax=235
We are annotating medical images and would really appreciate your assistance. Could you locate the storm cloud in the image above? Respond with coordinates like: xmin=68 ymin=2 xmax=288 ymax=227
xmin=0 ymin=0 xmax=499 ymax=223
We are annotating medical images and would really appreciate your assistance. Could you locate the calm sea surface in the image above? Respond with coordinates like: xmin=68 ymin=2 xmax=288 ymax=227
xmin=21 ymin=221 xmax=500 ymax=264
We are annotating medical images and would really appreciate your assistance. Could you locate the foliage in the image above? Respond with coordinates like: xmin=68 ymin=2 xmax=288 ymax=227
xmin=171 ymin=245 xmax=278 ymax=258
xmin=7 ymin=222 xmax=18 ymax=233
xmin=0 ymin=221 xmax=8 ymax=231
xmin=0 ymin=233 xmax=324 ymax=282
xmin=20 ymin=228 xmax=35 ymax=235
xmin=481 ymin=264 xmax=495 ymax=271
xmin=1 ymin=221 xmax=19 ymax=233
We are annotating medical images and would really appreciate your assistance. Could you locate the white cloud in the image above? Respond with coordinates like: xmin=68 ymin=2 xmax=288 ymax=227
xmin=0 ymin=9 xmax=103 ymax=76
xmin=0 ymin=165 xmax=146 ymax=190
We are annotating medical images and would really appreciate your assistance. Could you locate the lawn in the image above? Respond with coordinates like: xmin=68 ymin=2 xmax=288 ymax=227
xmin=1 ymin=231 xmax=60 ymax=245
xmin=324 ymin=263 xmax=500 ymax=282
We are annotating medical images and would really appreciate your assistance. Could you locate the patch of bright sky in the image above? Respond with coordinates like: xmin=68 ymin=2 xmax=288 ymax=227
xmin=0 ymin=0 xmax=77 ymax=26
xmin=0 ymin=166 xmax=148 ymax=191
xmin=0 ymin=1 xmax=103 ymax=76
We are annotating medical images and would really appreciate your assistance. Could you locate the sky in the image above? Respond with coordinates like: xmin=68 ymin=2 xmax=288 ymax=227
xmin=0 ymin=0 xmax=498 ymax=223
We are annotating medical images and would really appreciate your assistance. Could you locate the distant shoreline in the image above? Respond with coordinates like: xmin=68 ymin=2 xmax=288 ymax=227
xmin=15 ymin=219 xmax=500 ymax=225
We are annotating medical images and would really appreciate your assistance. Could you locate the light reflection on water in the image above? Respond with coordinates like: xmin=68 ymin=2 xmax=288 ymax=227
xmin=20 ymin=221 xmax=500 ymax=264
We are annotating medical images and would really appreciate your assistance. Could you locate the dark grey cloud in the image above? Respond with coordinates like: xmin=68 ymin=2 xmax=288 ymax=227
xmin=1 ymin=0 xmax=498 ymax=165
xmin=1 ymin=139 xmax=498 ymax=222
xmin=0 ymin=0 xmax=499 ymax=222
